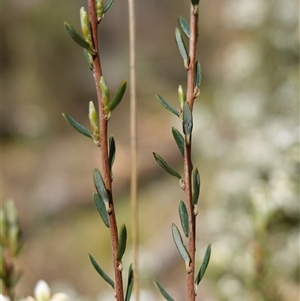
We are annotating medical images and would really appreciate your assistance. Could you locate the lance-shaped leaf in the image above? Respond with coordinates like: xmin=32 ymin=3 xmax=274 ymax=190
xmin=192 ymin=167 xmax=200 ymax=205
xmin=125 ymin=264 xmax=134 ymax=301
xmin=64 ymin=22 xmax=91 ymax=50
xmin=93 ymin=169 xmax=109 ymax=208
xmin=172 ymin=127 xmax=184 ymax=157
xmin=106 ymin=81 xmax=127 ymax=112
xmin=175 ymin=27 xmax=189 ymax=68
xmin=153 ymin=153 xmax=181 ymax=179
xmin=108 ymin=135 xmax=116 ymax=170
xmin=172 ymin=224 xmax=191 ymax=270
xmin=62 ymin=113 xmax=92 ymax=138
xmin=93 ymin=192 xmax=109 ymax=228
xmin=178 ymin=16 xmax=190 ymax=39
xmin=154 ymin=281 xmax=175 ymax=301
xmin=195 ymin=61 xmax=202 ymax=88
xmin=116 ymin=224 xmax=127 ymax=261
xmin=83 ymin=49 xmax=93 ymax=70
xmin=104 ymin=0 xmax=115 ymax=13
xmin=179 ymin=201 xmax=189 ymax=237
xmin=182 ymin=102 xmax=193 ymax=145
xmin=195 ymin=244 xmax=211 ymax=286
xmin=88 ymin=253 xmax=114 ymax=288
xmin=156 ymin=94 xmax=180 ymax=117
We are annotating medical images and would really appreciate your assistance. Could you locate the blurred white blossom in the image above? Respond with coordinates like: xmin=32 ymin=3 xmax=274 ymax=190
xmin=23 ymin=280 xmax=69 ymax=301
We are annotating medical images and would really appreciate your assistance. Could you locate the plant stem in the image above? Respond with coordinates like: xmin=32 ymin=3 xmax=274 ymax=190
xmin=128 ymin=0 xmax=139 ymax=300
xmin=185 ymin=3 xmax=199 ymax=301
xmin=187 ymin=4 xmax=198 ymax=110
xmin=88 ymin=1 xmax=124 ymax=299
xmin=184 ymin=143 xmax=196 ymax=301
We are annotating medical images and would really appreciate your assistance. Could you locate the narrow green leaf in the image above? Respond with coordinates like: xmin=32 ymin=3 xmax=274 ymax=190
xmin=64 ymin=22 xmax=91 ymax=50
xmin=191 ymin=0 xmax=200 ymax=6
xmin=93 ymin=192 xmax=109 ymax=228
xmin=93 ymin=168 xmax=109 ymax=205
xmin=195 ymin=244 xmax=211 ymax=286
xmin=182 ymin=102 xmax=193 ymax=136
xmin=195 ymin=61 xmax=202 ymax=88
xmin=192 ymin=167 xmax=200 ymax=205
xmin=88 ymin=253 xmax=114 ymax=288
xmin=107 ymin=81 xmax=127 ymax=112
xmin=83 ymin=49 xmax=93 ymax=70
xmin=175 ymin=27 xmax=189 ymax=68
xmin=62 ymin=113 xmax=92 ymax=138
xmin=156 ymin=94 xmax=180 ymax=117
xmin=125 ymin=264 xmax=134 ymax=301
xmin=172 ymin=224 xmax=191 ymax=266
xmin=178 ymin=16 xmax=190 ymax=39
xmin=154 ymin=281 xmax=175 ymax=301
xmin=182 ymin=102 xmax=193 ymax=145
xmin=117 ymin=224 xmax=127 ymax=261
xmin=153 ymin=153 xmax=181 ymax=179
xmin=103 ymin=0 xmax=115 ymax=13
xmin=108 ymin=135 xmax=116 ymax=170
xmin=172 ymin=127 xmax=184 ymax=157
xmin=179 ymin=201 xmax=189 ymax=237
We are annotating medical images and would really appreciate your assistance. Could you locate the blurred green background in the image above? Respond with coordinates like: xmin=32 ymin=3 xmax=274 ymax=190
xmin=2 ymin=0 xmax=299 ymax=300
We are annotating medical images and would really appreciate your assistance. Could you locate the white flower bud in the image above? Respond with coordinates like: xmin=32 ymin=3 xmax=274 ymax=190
xmin=34 ymin=280 xmax=51 ymax=301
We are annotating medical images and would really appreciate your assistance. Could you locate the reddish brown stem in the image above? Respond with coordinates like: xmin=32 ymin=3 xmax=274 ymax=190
xmin=184 ymin=143 xmax=196 ymax=301
xmin=88 ymin=1 xmax=124 ymax=300
xmin=185 ymin=3 xmax=199 ymax=301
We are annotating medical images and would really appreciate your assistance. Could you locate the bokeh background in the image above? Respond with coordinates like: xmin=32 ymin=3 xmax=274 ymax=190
xmin=2 ymin=0 xmax=299 ymax=300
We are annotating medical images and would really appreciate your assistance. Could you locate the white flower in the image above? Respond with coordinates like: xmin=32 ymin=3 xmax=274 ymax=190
xmin=34 ymin=280 xmax=51 ymax=301
xmin=0 ymin=294 xmax=11 ymax=301
xmin=50 ymin=293 xmax=69 ymax=301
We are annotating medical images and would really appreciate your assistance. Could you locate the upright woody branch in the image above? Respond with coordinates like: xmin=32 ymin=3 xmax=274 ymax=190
xmin=63 ymin=1 xmax=133 ymax=300
xmin=154 ymin=1 xmax=211 ymax=300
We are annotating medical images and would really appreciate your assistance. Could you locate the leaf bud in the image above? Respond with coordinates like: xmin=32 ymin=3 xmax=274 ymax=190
xmin=89 ymin=101 xmax=100 ymax=146
xmin=96 ymin=0 xmax=104 ymax=22
xmin=80 ymin=7 xmax=93 ymax=49
xmin=99 ymin=76 xmax=110 ymax=107
xmin=178 ymin=85 xmax=186 ymax=110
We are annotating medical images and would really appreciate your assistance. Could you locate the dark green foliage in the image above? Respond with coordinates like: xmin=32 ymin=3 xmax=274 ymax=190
xmin=179 ymin=201 xmax=189 ymax=237
xmin=178 ymin=16 xmax=190 ymax=39
xmin=108 ymin=135 xmax=116 ymax=171
xmin=62 ymin=113 xmax=92 ymax=138
xmin=192 ymin=167 xmax=200 ymax=205
xmin=172 ymin=127 xmax=185 ymax=157
xmin=83 ymin=49 xmax=93 ymax=70
xmin=156 ymin=94 xmax=180 ymax=117
xmin=182 ymin=102 xmax=193 ymax=145
xmin=125 ymin=264 xmax=134 ymax=301
xmin=64 ymin=22 xmax=91 ymax=50
xmin=175 ymin=27 xmax=189 ymax=68
xmin=88 ymin=253 xmax=115 ymax=288
xmin=153 ymin=153 xmax=181 ymax=179
xmin=172 ymin=223 xmax=190 ymax=265
xmin=106 ymin=81 xmax=127 ymax=112
xmin=93 ymin=192 xmax=109 ymax=228
xmin=154 ymin=281 xmax=176 ymax=301
xmin=195 ymin=61 xmax=202 ymax=88
xmin=103 ymin=0 xmax=115 ymax=13
xmin=116 ymin=224 xmax=127 ymax=262
xmin=195 ymin=244 xmax=211 ymax=286
xmin=93 ymin=168 xmax=109 ymax=205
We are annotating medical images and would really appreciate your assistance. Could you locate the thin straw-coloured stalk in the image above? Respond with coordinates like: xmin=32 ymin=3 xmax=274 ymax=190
xmin=128 ymin=0 xmax=139 ymax=300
